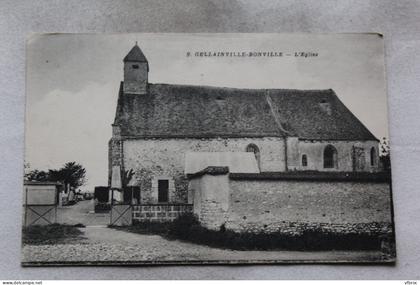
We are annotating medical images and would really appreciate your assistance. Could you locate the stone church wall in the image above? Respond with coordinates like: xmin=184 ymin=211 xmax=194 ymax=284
xmin=122 ymin=137 xmax=285 ymax=204
xmin=292 ymin=140 xmax=380 ymax=172
xmin=192 ymin=173 xmax=392 ymax=235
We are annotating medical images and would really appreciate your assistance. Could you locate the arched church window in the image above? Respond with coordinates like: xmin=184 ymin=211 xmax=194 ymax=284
xmin=246 ymin=144 xmax=260 ymax=170
xmin=323 ymin=145 xmax=338 ymax=169
xmin=370 ymin=147 xmax=376 ymax=166
xmin=302 ymin=154 xmax=308 ymax=167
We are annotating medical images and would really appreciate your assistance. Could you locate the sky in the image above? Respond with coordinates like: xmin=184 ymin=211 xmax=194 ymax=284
xmin=25 ymin=33 xmax=389 ymax=192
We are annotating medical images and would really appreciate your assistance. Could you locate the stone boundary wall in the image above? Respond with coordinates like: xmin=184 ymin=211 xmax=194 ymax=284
xmin=226 ymin=178 xmax=392 ymax=234
xmin=189 ymin=172 xmax=230 ymax=230
xmin=198 ymin=199 xmax=229 ymax=230
xmin=191 ymin=172 xmax=393 ymax=235
xmin=132 ymin=204 xmax=193 ymax=223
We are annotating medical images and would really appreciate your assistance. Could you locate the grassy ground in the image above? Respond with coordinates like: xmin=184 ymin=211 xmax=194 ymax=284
xmin=22 ymin=223 xmax=85 ymax=245
xmin=112 ymin=213 xmax=388 ymax=251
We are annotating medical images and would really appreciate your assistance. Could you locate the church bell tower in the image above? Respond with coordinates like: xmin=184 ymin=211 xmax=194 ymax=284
xmin=123 ymin=42 xmax=149 ymax=94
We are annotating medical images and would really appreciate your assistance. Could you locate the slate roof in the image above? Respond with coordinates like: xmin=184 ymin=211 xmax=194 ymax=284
xmin=113 ymin=83 xmax=377 ymax=141
xmin=123 ymin=44 xmax=148 ymax=62
xmin=267 ymin=89 xmax=378 ymax=141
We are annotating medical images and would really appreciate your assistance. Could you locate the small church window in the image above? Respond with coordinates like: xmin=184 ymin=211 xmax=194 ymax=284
xmin=323 ymin=145 xmax=338 ymax=169
xmin=158 ymin=179 xmax=169 ymax=203
xmin=302 ymin=154 xmax=308 ymax=167
xmin=132 ymin=64 xmax=139 ymax=69
xmin=370 ymin=147 xmax=376 ymax=166
xmin=246 ymin=144 xmax=261 ymax=170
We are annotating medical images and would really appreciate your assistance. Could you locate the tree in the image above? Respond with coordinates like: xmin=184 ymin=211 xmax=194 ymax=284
xmin=25 ymin=169 xmax=50 ymax=182
xmin=122 ymin=169 xmax=135 ymax=189
xmin=24 ymin=161 xmax=87 ymax=188
xmin=49 ymin=162 xmax=87 ymax=188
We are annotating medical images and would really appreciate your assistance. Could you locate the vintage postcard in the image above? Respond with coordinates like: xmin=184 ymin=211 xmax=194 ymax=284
xmin=22 ymin=33 xmax=395 ymax=265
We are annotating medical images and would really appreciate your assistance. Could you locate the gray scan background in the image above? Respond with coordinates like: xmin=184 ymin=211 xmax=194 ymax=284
xmin=0 ymin=0 xmax=419 ymax=280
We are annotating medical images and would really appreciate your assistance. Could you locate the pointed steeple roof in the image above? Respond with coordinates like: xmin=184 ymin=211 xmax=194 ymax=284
xmin=123 ymin=43 xmax=148 ymax=62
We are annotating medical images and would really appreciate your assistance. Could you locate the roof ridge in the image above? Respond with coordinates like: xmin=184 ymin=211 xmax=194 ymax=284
xmin=149 ymin=83 xmax=334 ymax=93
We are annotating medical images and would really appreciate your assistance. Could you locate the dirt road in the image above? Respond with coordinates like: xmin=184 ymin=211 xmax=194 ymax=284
xmin=57 ymin=200 xmax=109 ymax=226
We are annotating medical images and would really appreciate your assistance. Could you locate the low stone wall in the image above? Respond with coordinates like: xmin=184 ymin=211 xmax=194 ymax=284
xmin=132 ymin=204 xmax=193 ymax=223
xmin=190 ymin=171 xmax=393 ymax=235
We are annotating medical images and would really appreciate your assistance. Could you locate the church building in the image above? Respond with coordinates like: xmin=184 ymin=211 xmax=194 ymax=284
xmin=108 ymin=43 xmax=381 ymax=207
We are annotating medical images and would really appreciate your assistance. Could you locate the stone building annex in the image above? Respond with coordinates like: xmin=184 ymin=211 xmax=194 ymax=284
xmin=108 ymin=44 xmax=392 ymax=235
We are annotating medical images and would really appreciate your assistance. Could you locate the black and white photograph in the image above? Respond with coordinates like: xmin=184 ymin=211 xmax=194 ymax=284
xmin=22 ymin=33 xmax=395 ymax=265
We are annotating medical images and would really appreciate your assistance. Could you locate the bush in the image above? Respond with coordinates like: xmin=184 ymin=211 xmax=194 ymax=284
xmin=115 ymin=213 xmax=387 ymax=251
xmin=168 ymin=212 xmax=200 ymax=239
xmin=166 ymin=213 xmax=383 ymax=251
xmin=299 ymin=229 xmax=382 ymax=251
